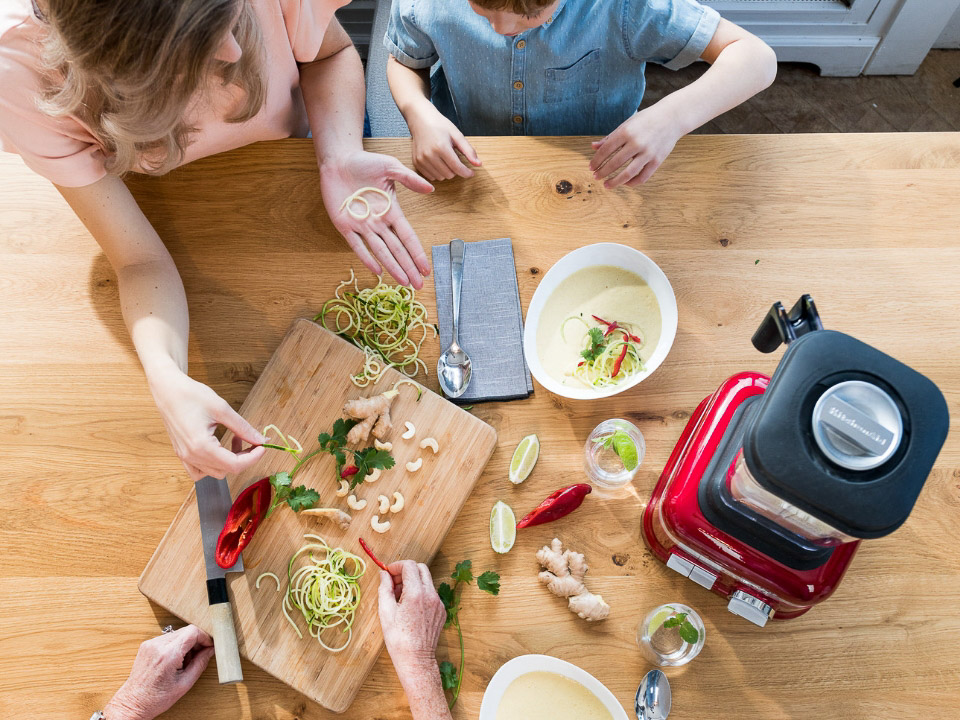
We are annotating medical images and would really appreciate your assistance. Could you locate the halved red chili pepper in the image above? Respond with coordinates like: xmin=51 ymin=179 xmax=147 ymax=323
xmin=215 ymin=477 xmax=270 ymax=569
xmin=516 ymin=483 xmax=592 ymax=529
xmin=611 ymin=332 xmax=630 ymax=377
xmin=340 ymin=465 xmax=359 ymax=479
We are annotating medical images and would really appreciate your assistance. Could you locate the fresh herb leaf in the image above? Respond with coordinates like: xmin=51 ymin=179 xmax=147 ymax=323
xmin=755 ymin=259 xmax=760 ymax=265
xmin=286 ymin=485 xmax=320 ymax=512
xmin=438 ymin=661 xmax=458 ymax=690
xmin=580 ymin=326 xmax=606 ymax=363
xmin=318 ymin=418 xmax=357 ymax=452
xmin=477 ymin=571 xmax=500 ymax=596
xmin=451 ymin=560 xmax=474 ymax=585
xmin=437 ymin=582 xmax=457 ymax=626
xmin=351 ymin=448 xmax=396 ymax=489
xmin=678 ymin=620 xmax=699 ymax=645
xmin=663 ymin=616 xmax=680 ymax=629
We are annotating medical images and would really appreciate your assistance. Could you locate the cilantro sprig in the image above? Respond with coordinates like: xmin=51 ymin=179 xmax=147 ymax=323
xmin=264 ymin=471 xmax=320 ymax=519
xmin=580 ymin=326 xmax=606 ymax=363
xmin=436 ymin=560 xmax=500 ymax=709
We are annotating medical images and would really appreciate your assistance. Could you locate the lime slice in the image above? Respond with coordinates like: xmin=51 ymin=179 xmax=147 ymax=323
xmin=509 ymin=434 xmax=540 ymax=485
xmin=612 ymin=430 xmax=639 ymax=471
xmin=490 ymin=501 xmax=517 ymax=554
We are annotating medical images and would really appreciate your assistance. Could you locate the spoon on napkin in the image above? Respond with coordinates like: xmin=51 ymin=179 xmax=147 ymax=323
xmin=437 ymin=239 xmax=473 ymax=398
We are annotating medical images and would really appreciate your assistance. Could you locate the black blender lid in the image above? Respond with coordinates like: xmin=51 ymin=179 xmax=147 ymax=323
xmin=743 ymin=330 xmax=949 ymax=539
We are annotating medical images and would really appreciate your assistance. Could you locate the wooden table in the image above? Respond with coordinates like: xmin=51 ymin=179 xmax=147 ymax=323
xmin=1 ymin=134 xmax=959 ymax=720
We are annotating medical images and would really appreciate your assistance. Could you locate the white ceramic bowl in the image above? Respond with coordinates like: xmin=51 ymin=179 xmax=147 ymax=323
xmin=523 ymin=243 xmax=678 ymax=400
xmin=479 ymin=654 xmax=629 ymax=720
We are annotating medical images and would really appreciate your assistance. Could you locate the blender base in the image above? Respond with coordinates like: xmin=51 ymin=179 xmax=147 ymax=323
xmin=642 ymin=372 xmax=860 ymax=624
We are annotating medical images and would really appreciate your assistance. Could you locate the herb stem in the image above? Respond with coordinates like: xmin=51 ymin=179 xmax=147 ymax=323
xmin=290 ymin=447 xmax=324 ymax=479
xmin=449 ymin=609 xmax=465 ymax=708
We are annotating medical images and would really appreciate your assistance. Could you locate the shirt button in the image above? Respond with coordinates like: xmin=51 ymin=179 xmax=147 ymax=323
xmin=516 ymin=39 xmax=526 ymax=50
xmin=513 ymin=115 xmax=523 ymax=124
xmin=513 ymin=81 xmax=524 ymax=90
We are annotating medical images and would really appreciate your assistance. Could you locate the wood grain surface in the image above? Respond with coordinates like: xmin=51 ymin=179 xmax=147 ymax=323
xmin=1 ymin=133 xmax=959 ymax=720
xmin=139 ymin=319 xmax=497 ymax=712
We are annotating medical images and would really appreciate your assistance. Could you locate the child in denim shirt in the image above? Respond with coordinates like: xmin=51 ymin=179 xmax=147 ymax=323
xmin=385 ymin=0 xmax=776 ymax=188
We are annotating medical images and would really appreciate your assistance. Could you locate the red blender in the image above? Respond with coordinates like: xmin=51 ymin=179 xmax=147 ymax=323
xmin=642 ymin=296 xmax=949 ymax=625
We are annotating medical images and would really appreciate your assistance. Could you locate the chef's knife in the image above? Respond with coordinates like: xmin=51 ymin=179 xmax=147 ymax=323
xmin=196 ymin=475 xmax=244 ymax=684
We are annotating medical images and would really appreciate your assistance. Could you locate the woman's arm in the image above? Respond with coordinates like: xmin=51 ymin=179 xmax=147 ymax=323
xmin=57 ymin=176 xmax=266 ymax=478
xmin=298 ymin=20 xmax=435 ymax=289
xmin=387 ymin=56 xmax=481 ymax=182
xmin=591 ymin=18 xmax=777 ymax=188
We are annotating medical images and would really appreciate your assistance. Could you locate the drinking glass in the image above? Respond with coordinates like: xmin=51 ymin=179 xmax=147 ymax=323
xmin=636 ymin=603 xmax=705 ymax=667
xmin=583 ymin=418 xmax=645 ymax=489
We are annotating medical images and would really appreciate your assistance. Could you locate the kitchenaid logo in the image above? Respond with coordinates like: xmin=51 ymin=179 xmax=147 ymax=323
xmin=827 ymin=405 xmax=888 ymax=446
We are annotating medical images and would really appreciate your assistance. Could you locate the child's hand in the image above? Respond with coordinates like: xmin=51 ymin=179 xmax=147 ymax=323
xmin=589 ymin=106 xmax=683 ymax=189
xmin=408 ymin=105 xmax=482 ymax=182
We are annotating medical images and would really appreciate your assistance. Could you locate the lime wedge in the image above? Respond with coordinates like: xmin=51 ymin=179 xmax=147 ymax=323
xmin=612 ymin=430 xmax=639 ymax=471
xmin=509 ymin=434 xmax=540 ymax=485
xmin=490 ymin=501 xmax=517 ymax=554
xmin=648 ymin=607 xmax=674 ymax=633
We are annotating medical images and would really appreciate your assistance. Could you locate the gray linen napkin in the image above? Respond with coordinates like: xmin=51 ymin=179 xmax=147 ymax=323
xmin=432 ymin=238 xmax=533 ymax=403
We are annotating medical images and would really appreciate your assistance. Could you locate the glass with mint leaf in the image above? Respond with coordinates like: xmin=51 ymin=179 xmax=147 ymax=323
xmin=637 ymin=603 xmax=705 ymax=667
xmin=584 ymin=418 xmax=646 ymax=490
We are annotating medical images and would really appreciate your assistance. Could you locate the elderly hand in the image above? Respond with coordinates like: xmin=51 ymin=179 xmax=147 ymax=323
xmin=104 ymin=626 xmax=215 ymax=720
xmin=320 ymin=151 xmax=434 ymax=289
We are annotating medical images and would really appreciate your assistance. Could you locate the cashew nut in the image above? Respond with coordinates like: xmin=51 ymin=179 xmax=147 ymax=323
xmin=389 ymin=492 xmax=405 ymax=513
xmin=366 ymin=468 xmax=382 ymax=483
xmin=377 ymin=494 xmax=390 ymax=514
xmin=371 ymin=515 xmax=391 ymax=534
xmin=336 ymin=480 xmax=350 ymax=498
xmin=401 ymin=422 xmax=416 ymax=440
xmin=374 ymin=439 xmax=393 ymax=452
xmin=406 ymin=457 xmax=423 ymax=472
xmin=419 ymin=437 xmax=439 ymax=454
xmin=347 ymin=494 xmax=367 ymax=511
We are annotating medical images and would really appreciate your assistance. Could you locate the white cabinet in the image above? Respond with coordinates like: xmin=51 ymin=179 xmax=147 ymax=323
xmin=705 ymin=0 xmax=960 ymax=75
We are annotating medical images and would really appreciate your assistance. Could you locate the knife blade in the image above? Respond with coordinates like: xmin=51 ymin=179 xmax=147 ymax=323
xmin=196 ymin=475 xmax=244 ymax=684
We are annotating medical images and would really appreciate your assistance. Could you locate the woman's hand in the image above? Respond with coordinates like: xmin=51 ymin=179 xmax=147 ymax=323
xmin=407 ymin=104 xmax=482 ymax=183
xmin=147 ymin=361 xmax=266 ymax=480
xmin=320 ymin=151 xmax=434 ymax=289
xmin=589 ymin=105 xmax=683 ymax=189
xmin=104 ymin=626 xmax=215 ymax=720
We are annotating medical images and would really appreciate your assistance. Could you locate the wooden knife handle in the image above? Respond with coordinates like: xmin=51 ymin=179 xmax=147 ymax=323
xmin=207 ymin=579 xmax=243 ymax=684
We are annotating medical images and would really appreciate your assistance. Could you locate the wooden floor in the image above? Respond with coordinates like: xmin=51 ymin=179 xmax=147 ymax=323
xmin=643 ymin=50 xmax=960 ymax=133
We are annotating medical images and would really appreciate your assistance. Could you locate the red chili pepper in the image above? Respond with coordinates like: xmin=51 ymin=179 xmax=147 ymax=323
xmin=340 ymin=465 xmax=359 ymax=479
xmin=611 ymin=332 xmax=630 ymax=377
xmin=592 ymin=314 xmax=642 ymax=343
xmin=359 ymin=537 xmax=390 ymax=573
xmin=215 ymin=477 xmax=271 ymax=569
xmin=516 ymin=483 xmax=592 ymax=529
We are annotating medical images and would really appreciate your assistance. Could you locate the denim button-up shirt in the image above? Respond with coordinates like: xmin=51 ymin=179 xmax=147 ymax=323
xmin=385 ymin=0 xmax=720 ymax=136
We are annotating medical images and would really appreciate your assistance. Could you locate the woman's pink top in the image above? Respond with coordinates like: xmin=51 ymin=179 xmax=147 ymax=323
xmin=0 ymin=0 xmax=338 ymax=186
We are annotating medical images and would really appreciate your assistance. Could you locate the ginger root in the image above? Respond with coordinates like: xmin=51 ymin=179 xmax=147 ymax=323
xmin=343 ymin=389 xmax=398 ymax=444
xmin=536 ymin=538 xmax=610 ymax=622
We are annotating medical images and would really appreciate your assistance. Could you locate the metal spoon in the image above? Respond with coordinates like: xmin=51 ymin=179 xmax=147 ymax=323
xmin=635 ymin=669 xmax=671 ymax=720
xmin=437 ymin=239 xmax=473 ymax=398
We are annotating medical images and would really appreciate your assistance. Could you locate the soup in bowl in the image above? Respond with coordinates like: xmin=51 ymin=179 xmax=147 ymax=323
xmin=479 ymin=654 xmax=628 ymax=720
xmin=523 ymin=244 xmax=678 ymax=400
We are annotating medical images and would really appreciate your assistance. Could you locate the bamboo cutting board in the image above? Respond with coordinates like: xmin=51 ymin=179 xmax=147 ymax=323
xmin=139 ymin=319 xmax=497 ymax=712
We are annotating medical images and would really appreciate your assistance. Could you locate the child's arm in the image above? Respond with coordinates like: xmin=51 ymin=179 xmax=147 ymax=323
xmin=56 ymin=175 xmax=268 ymax=478
xmin=387 ymin=56 xmax=481 ymax=182
xmin=300 ymin=19 xmax=434 ymax=289
xmin=591 ymin=18 xmax=777 ymax=188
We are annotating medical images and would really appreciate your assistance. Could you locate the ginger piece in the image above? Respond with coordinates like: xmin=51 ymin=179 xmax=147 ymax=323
xmin=301 ymin=508 xmax=352 ymax=530
xmin=344 ymin=389 xmax=399 ymax=444
xmin=536 ymin=538 xmax=610 ymax=622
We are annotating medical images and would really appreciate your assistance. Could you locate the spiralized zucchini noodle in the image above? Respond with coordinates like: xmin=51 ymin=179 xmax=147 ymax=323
xmin=281 ymin=534 xmax=366 ymax=653
xmin=339 ymin=187 xmax=392 ymax=221
xmin=315 ymin=269 xmax=437 ymax=387
xmin=562 ymin=316 xmax=646 ymax=389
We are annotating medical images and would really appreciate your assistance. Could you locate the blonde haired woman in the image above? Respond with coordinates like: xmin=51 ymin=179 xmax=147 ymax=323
xmin=0 ymin=0 xmax=434 ymax=479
